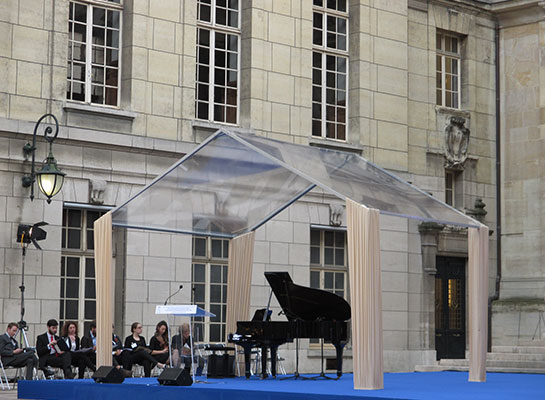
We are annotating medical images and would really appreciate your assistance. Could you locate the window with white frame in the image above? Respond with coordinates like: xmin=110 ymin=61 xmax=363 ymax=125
xmin=67 ymin=0 xmax=122 ymax=107
xmin=309 ymin=228 xmax=348 ymax=344
xmin=436 ymin=32 xmax=461 ymax=109
xmin=312 ymin=0 xmax=348 ymax=141
xmin=196 ymin=0 xmax=240 ymax=124
xmin=445 ymin=170 xmax=463 ymax=208
xmin=60 ymin=207 xmax=106 ymax=334
xmin=191 ymin=236 xmax=229 ymax=343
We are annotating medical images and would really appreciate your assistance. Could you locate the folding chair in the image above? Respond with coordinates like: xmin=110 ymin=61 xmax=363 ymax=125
xmin=0 ymin=358 xmax=23 ymax=390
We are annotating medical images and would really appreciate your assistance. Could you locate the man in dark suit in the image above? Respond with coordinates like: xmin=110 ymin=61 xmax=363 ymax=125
xmin=36 ymin=319 xmax=74 ymax=379
xmin=0 ymin=322 xmax=39 ymax=380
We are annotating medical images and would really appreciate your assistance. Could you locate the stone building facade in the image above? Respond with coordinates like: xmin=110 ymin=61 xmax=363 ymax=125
xmin=3 ymin=0 xmax=537 ymax=374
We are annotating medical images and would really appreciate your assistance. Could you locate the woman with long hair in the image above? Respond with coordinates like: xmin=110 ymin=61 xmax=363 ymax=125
xmin=149 ymin=320 xmax=169 ymax=366
xmin=61 ymin=321 xmax=96 ymax=379
xmin=123 ymin=322 xmax=165 ymax=377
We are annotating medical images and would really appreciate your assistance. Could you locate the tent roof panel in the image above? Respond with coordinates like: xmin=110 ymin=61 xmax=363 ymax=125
xmin=111 ymin=130 xmax=479 ymax=237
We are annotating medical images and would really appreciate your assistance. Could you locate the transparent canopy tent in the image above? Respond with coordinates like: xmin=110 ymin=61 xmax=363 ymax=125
xmin=111 ymin=129 xmax=479 ymax=234
xmin=95 ymin=129 xmax=487 ymax=389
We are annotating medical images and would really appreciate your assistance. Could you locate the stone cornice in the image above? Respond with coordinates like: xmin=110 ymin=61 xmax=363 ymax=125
xmin=426 ymin=0 xmax=495 ymax=16
xmin=490 ymin=0 xmax=545 ymax=27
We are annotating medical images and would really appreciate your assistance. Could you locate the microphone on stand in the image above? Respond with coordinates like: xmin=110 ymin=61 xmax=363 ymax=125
xmin=164 ymin=284 xmax=183 ymax=305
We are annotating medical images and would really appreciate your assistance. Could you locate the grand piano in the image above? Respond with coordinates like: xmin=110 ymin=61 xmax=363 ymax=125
xmin=228 ymin=271 xmax=351 ymax=379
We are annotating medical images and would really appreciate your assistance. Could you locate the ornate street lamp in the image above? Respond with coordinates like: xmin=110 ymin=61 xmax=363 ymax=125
xmin=22 ymin=114 xmax=66 ymax=203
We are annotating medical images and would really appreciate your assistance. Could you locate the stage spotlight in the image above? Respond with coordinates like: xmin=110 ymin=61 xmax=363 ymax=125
xmin=17 ymin=222 xmax=48 ymax=250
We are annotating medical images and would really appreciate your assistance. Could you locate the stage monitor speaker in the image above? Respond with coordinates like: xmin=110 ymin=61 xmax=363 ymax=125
xmin=157 ymin=368 xmax=193 ymax=386
xmin=92 ymin=366 xmax=125 ymax=384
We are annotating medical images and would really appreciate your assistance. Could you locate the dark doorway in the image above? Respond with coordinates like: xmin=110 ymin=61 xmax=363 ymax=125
xmin=435 ymin=256 xmax=466 ymax=360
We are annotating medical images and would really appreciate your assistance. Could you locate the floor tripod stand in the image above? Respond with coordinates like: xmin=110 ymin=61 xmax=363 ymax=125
xmin=18 ymin=243 xmax=32 ymax=349
xmin=302 ymin=339 xmax=336 ymax=380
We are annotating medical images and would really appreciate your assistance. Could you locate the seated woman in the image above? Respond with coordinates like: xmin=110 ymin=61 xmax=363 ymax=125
xmin=149 ymin=321 xmax=169 ymax=366
xmin=61 ymin=321 xmax=96 ymax=379
xmin=123 ymin=322 xmax=165 ymax=377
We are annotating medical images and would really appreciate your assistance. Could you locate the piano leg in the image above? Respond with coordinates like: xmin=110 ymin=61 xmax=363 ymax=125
xmin=270 ymin=345 xmax=279 ymax=378
xmin=334 ymin=343 xmax=344 ymax=378
xmin=261 ymin=345 xmax=268 ymax=379
xmin=240 ymin=343 xmax=253 ymax=379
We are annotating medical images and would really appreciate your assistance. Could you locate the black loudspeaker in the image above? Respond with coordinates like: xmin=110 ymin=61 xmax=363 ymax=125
xmin=157 ymin=368 xmax=193 ymax=386
xmin=92 ymin=366 xmax=125 ymax=384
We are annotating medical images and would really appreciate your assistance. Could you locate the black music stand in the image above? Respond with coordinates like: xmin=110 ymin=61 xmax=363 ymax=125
xmin=301 ymin=338 xmax=337 ymax=380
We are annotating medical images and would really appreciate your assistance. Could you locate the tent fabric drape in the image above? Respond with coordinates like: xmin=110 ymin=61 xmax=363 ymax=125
xmin=225 ymin=231 xmax=255 ymax=376
xmin=94 ymin=212 xmax=113 ymax=368
xmin=468 ymin=225 xmax=489 ymax=382
xmin=346 ymin=199 xmax=383 ymax=390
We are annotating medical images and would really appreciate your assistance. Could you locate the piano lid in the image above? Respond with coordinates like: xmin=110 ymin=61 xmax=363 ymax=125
xmin=265 ymin=272 xmax=351 ymax=322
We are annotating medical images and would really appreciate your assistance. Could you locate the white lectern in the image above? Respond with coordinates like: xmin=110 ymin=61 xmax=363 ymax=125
xmin=155 ymin=305 xmax=215 ymax=382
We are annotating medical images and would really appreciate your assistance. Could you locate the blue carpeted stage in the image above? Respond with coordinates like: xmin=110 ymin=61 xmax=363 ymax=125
xmin=17 ymin=371 xmax=544 ymax=400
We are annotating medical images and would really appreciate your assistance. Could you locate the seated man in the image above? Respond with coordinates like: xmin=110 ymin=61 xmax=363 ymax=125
xmin=171 ymin=323 xmax=204 ymax=374
xmin=36 ymin=319 xmax=74 ymax=379
xmin=82 ymin=321 xmax=131 ymax=377
xmin=0 ymin=322 xmax=39 ymax=380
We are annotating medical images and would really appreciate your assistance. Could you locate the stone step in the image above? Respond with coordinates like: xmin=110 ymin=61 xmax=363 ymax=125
xmin=517 ymin=340 xmax=545 ymax=347
xmin=439 ymin=358 xmax=545 ymax=369
xmin=492 ymin=345 xmax=545 ymax=354
xmin=487 ymin=352 xmax=545 ymax=361
xmin=415 ymin=364 xmax=545 ymax=374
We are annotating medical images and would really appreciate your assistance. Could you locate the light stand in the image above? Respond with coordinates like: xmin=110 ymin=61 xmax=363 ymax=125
xmin=18 ymin=242 xmax=31 ymax=349
xmin=16 ymin=222 xmax=48 ymax=348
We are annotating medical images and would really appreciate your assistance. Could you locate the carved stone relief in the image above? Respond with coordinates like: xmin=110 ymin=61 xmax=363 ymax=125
xmin=444 ymin=116 xmax=470 ymax=170
xmin=89 ymin=179 xmax=107 ymax=205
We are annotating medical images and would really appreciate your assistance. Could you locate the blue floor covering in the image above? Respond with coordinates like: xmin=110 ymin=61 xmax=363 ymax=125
xmin=17 ymin=371 xmax=545 ymax=400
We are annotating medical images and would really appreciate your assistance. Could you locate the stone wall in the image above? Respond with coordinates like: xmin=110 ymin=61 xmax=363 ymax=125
xmin=0 ymin=0 xmax=501 ymax=372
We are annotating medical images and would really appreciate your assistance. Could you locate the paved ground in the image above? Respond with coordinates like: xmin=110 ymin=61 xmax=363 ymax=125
xmin=0 ymin=388 xmax=18 ymax=400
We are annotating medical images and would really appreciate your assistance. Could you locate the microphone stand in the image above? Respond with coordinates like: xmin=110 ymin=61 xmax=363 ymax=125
xmin=164 ymin=285 xmax=183 ymax=367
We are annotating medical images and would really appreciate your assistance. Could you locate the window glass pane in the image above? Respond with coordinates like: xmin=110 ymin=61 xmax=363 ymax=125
xmin=335 ymin=273 xmax=344 ymax=289
xmin=67 ymin=257 xmax=80 ymax=277
xmin=194 ymin=237 xmax=206 ymax=256
xmin=210 ymin=284 xmax=221 ymax=303
xmin=85 ymin=258 xmax=95 ymax=278
xmin=85 ymin=278 xmax=96 ymax=298
xmin=209 ymin=324 xmax=221 ymax=342
xmin=211 ymin=239 xmax=222 ymax=258
xmin=211 ymin=265 xmax=222 ymax=283
xmin=74 ymin=3 xmax=87 ymax=23
xmin=194 ymin=283 xmax=205 ymax=303
xmin=223 ymin=241 xmax=229 ymax=258
xmin=193 ymin=263 xmax=206 ymax=282
xmin=324 ymin=231 xmax=334 ymax=246
xmin=324 ymin=248 xmax=334 ymax=265
xmin=324 ymin=271 xmax=334 ymax=289
xmin=93 ymin=8 xmax=105 ymax=26
xmin=84 ymin=300 xmax=96 ymax=320
xmin=66 ymin=278 xmax=79 ymax=298
xmin=335 ymin=232 xmax=344 ymax=247
xmin=310 ymin=247 xmax=320 ymax=264
xmin=68 ymin=209 xmax=82 ymax=227
xmin=107 ymin=10 xmax=120 ymax=28
xmin=335 ymin=248 xmax=344 ymax=265
xmin=310 ymin=271 xmax=320 ymax=288
xmin=210 ymin=304 xmax=221 ymax=322
xmin=66 ymin=300 xmax=78 ymax=319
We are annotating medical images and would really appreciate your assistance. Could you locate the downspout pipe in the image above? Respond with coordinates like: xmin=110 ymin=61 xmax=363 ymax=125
xmin=488 ymin=21 xmax=502 ymax=353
